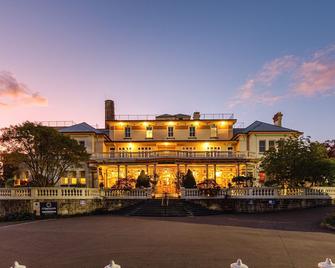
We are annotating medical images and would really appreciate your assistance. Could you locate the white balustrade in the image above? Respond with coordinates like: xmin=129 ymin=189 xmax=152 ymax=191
xmin=104 ymin=188 xmax=152 ymax=199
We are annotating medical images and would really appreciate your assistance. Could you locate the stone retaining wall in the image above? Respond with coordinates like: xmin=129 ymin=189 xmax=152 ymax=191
xmin=190 ymin=198 xmax=333 ymax=213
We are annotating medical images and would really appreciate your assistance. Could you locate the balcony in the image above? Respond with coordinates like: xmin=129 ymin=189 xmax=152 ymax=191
xmin=91 ymin=150 xmax=255 ymax=162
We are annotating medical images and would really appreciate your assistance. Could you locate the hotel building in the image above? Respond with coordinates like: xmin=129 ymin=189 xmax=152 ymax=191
xmin=57 ymin=100 xmax=300 ymax=196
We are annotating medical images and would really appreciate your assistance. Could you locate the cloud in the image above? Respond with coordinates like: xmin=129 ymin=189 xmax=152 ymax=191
xmin=228 ymin=44 xmax=335 ymax=107
xmin=228 ymin=55 xmax=297 ymax=108
xmin=0 ymin=71 xmax=48 ymax=108
xmin=294 ymin=45 xmax=335 ymax=96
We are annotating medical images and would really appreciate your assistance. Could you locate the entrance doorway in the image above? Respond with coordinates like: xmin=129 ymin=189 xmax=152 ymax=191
xmin=154 ymin=165 xmax=178 ymax=198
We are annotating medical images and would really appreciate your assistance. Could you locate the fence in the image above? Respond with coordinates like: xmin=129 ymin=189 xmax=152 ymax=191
xmin=1 ymin=187 xmax=335 ymax=200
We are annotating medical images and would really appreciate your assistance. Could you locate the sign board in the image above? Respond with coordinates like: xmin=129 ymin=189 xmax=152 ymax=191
xmin=40 ymin=202 xmax=57 ymax=216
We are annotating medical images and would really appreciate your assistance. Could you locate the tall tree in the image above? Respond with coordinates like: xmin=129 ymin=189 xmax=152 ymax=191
xmin=261 ymin=137 xmax=335 ymax=187
xmin=324 ymin=140 xmax=335 ymax=158
xmin=0 ymin=122 xmax=90 ymax=186
xmin=182 ymin=169 xmax=197 ymax=188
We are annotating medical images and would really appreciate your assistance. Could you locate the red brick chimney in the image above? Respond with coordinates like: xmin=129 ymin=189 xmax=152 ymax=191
xmin=273 ymin=112 xmax=283 ymax=127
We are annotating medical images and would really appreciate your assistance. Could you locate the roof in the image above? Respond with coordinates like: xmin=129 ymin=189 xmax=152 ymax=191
xmin=59 ymin=122 xmax=105 ymax=135
xmin=233 ymin=121 xmax=299 ymax=136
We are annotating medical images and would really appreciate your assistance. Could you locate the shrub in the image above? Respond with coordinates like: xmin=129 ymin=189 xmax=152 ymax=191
xmin=182 ymin=169 xmax=197 ymax=188
xmin=136 ymin=170 xmax=150 ymax=188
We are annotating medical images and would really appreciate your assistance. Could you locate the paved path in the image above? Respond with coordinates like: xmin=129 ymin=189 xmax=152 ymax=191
xmin=0 ymin=207 xmax=334 ymax=268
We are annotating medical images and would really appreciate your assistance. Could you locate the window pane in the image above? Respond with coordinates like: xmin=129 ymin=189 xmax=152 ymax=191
xmin=125 ymin=127 xmax=131 ymax=138
xmin=269 ymin=140 xmax=275 ymax=149
xmin=259 ymin=140 xmax=266 ymax=153
xmin=189 ymin=126 xmax=196 ymax=137
xmin=168 ymin=126 xmax=174 ymax=137
xmin=146 ymin=126 xmax=153 ymax=138
xmin=210 ymin=125 xmax=217 ymax=137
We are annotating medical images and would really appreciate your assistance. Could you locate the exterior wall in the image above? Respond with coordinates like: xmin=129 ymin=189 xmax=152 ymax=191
xmin=108 ymin=120 xmax=235 ymax=142
xmin=247 ymin=133 xmax=291 ymax=158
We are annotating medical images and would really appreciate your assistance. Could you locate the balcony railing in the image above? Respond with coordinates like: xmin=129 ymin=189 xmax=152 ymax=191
xmin=91 ymin=150 xmax=256 ymax=161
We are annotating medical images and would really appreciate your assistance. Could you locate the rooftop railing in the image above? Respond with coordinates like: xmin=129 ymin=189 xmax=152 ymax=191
xmin=91 ymin=150 xmax=255 ymax=161
xmin=112 ymin=113 xmax=234 ymax=121
xmin=39 ymin=121 xmax=76 ymax=127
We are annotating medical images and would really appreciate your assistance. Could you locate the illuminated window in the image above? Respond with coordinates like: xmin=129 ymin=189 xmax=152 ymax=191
xmin=210 ymin=124 xmax=217 ymax=138
xmin=124 ymin=126 xmax=131 ymax=138
xmin=80 ymin=178 xmax=86 ymax=184
xmin=62 ymin=177 xmax=69 ymax=185
xmin=146 ymin=126 xmax=153 ymax=138
xmin=259 ymin=140 xmax=266 ymax=153
xmin=167 ymin=126 xmax=174 ymax=137
xmin=189 ymin=126 xmax=196 ymax=137
xmin=71 ymin=178 xmax=77 ymax=184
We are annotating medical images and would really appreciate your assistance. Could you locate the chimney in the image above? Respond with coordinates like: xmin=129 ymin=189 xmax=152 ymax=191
xmin=193 ymin=112 xmax=200 ymax=120
xmin=105 ymin=100 xmax=115 ymax=127
xmin=273 ymin=112 xmax=283 ymax=127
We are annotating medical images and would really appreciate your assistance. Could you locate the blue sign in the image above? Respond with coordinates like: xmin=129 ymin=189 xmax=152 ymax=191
xmin=40 ymin=202 xmax=58 ymax=216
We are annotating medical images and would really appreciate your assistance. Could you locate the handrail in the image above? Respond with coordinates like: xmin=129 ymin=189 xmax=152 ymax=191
xmin=92 ymin=150 xmax=255 ymax=161
xmin=112 ymin=113 xmax=234 ymax=121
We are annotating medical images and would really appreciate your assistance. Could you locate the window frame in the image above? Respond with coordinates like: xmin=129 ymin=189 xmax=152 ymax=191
xmin=124 ymin=126 xmax=131 ymax=138
xmin=146 ymin=126 xmax=153 ymax=139
xmin=210 ymin=124 xmax=218 ymax=138
xmin=259 ymin=140 xmax=266 ymax=153
xmin=189 ymin=126 xmax=196 ymax=138
xmin=167 ymin=126 xmax=174 ymax=138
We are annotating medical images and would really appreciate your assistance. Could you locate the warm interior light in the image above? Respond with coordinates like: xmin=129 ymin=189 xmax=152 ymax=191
xmin=220 ymin=121 xmax=227 ymax=127
xmin=143 ymin=122 xmax=148 ymax=127
xmin=167 ymin=121 xmax=175 ymax=126
xmin=118 ymin=122 xmax=124 ymax=126
xmin=193 ymin=121 xmax=200 ymax=126
xmin=203 ymin=142 xmax=209 ymax=149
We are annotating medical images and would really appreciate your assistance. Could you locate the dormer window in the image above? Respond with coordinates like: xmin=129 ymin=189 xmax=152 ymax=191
xmin=210 ymin=124 xmax=217 ymax=138
xmin=124 ymin=126 xmax=131 ymax=138
xmin=146 ymin=126 xmax=153 ymax=139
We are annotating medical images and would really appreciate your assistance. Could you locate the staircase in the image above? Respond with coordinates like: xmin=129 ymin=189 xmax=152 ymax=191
xmin=113 ymin=199 xmax=223 ymax=217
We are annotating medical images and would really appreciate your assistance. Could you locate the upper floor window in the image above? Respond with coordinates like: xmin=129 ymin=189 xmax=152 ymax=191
xmin=269 ymin=140 xmax=276 ymax=150
xmin=167 ymin=126 xmax=174 ymax=137
xmin=259 ymin=140 xmax=266 ymax=153
xmin=146 ymin=126 xmax=153 ymax=139
xmin=210 ymin=124 xmax=217 ymax=138
xmin=189 ymin=126 xmax=196 ymax=137
xmin=124 ymin=126 xmax=131 ymax=138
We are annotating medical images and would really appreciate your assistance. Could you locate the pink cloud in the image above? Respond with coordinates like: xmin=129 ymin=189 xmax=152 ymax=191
xmin=294 ymin=46 xmax=335 ymax=96
xmin=0 ymin=71 xmax=48 ymax=108
xmin=228 ymin=55 xmax=297 ymax=107
xmin=228 ymin=44 xmax=335 ymax=108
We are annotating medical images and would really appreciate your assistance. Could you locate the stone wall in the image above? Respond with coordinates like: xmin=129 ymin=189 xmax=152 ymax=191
xmin=0 ymin=199 xmax=141 ymax=219
xmin=189 ymin=198 xmax=333 ymax=213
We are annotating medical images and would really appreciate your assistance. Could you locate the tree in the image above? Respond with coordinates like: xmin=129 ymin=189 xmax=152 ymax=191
xmin=136 ymin=170 xmax=150 ymax=188
xmin=0 ymin=122 xmax=90 ymax=187
xmin=261 ymin=137 xmax=335 ymax=187
xmin=0 ymin=154 xmax=20 ymax=187
xmin=182 ymin=169 xmax=197 ymax=188
xmin=324 ymin=140 xmax=335 ymax=158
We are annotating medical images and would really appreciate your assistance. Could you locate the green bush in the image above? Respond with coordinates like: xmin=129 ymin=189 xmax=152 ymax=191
xmin=136 ymin=170 xmax=150 ymax=188
xmin=182 ymin=169 xmax=197 ymax=188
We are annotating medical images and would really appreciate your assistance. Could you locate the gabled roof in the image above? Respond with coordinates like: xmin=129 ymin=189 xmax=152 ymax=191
xmin=59 ymin=122 xmax=104 ymax=135
xmin=233 ymin=121 xmax=299 ymax=136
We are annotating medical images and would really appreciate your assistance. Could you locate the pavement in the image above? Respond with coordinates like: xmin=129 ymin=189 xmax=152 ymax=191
xmin=0 ymin=207 xmax=334 ymax=268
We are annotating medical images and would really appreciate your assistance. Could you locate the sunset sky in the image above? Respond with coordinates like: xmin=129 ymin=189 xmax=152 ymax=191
xmin=1 ymin=0 xmax=335 ymax=140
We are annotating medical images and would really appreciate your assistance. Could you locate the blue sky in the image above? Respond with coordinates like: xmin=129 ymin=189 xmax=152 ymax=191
xmin=0 ymin=0 xmax=334 ymax=140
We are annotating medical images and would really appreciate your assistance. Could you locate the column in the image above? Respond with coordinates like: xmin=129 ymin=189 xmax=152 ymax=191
xmin=214 ymin=164 xmax=217 ymax=181
xmin=206 ymin=164 xmax=209 ymax=179
xmin=146 ymin=164 xmax=149 ymax=174
xmin=125 ymin=164 xmax=128 ymax=179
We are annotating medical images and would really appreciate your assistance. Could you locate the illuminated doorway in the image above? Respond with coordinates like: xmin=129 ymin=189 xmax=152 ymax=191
xmin=155 ymin=165 xmax=178 ymax=197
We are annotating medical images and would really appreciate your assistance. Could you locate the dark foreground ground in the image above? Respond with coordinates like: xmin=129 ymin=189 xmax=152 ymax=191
xmin=0 ymin=207 xmax=334 ymax=268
